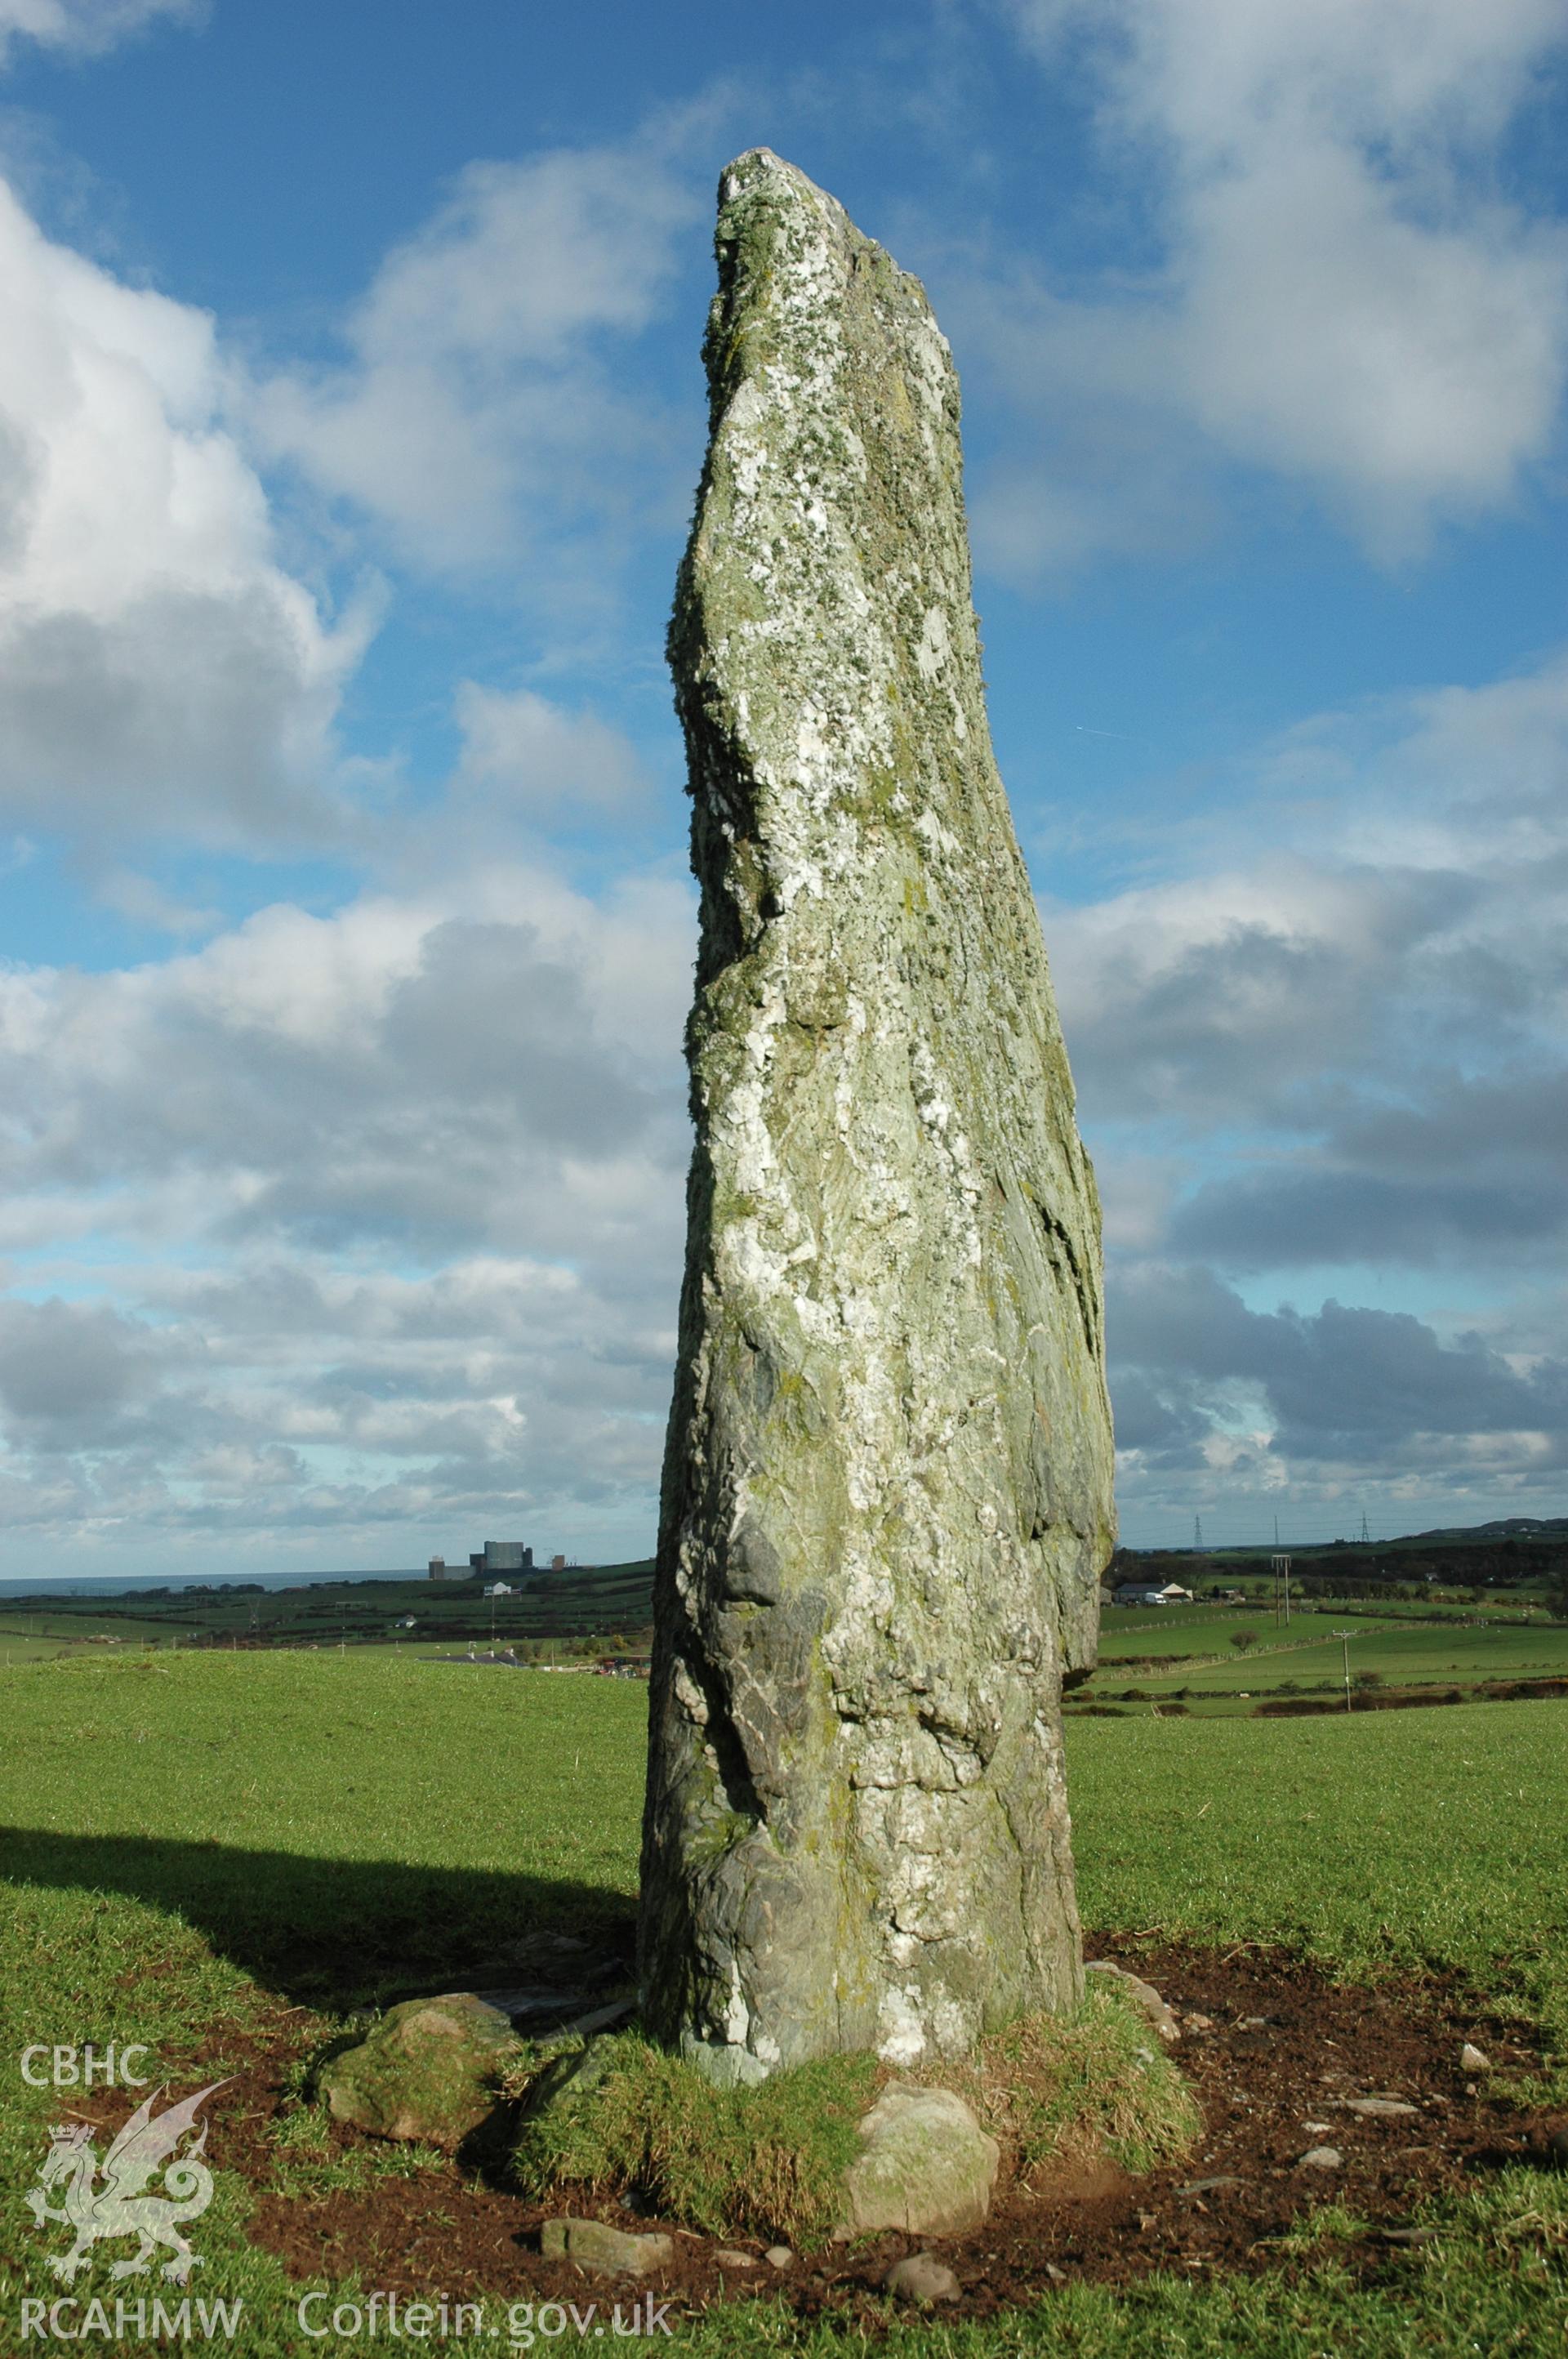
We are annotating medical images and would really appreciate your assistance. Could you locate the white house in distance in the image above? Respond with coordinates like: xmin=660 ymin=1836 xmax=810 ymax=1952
xmin=1112 ymin=1580 xmax=1195 ymax=1608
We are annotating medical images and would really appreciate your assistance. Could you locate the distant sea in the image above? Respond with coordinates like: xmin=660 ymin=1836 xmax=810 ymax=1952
xmin=0 ymin=1571 xmax=424 ymax=1599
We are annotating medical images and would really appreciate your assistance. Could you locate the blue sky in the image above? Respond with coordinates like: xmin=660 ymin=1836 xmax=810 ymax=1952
xmin=1 ymin=0 xmax=1566 ymax=1575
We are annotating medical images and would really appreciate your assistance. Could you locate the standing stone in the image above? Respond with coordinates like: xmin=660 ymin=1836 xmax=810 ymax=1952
xmin=639 ymin=150 xmax=1114 ymax=2085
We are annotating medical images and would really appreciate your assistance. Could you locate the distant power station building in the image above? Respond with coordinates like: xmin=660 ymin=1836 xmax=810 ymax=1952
xmin=479 ymin=1541 xmax=532 ymax=1572
xmin=428 ymin=1541 xmax=535 ymax=1582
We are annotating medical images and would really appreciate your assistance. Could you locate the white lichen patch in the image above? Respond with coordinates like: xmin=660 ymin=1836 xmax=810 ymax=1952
xmin=915 ymin=604 xmax=951 ymax=680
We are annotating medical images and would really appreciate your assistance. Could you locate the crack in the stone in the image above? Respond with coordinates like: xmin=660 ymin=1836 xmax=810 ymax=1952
xmin=1035 ymin=1195 xmax=1101 ymax=1360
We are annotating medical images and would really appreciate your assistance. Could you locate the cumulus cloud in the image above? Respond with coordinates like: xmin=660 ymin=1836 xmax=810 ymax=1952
xmin=1051 ymin=856 xmax=1478 ymax=1129
xmin=0 ymin=854 xmax=694 ymax=1559
xmin=1109 ymin=1264 xmax=1568 ymax=1505
xmin=1048 ymin=640 xmax=1568 ymax=1292
xmin=1016 ymin=626 xmax=1568 ymax=1528
xmin=0 ymin=176 xmax=368 ymax=845
xmin=450 ymin=683 xmax=658 ymax=829
xmin=0 ymin=1295 xmax=181 ymax=1445
xmin=978 ymin=0 xmax=1568 ymax=567
xmin=1165 ymin=1067 xmax=1568 ymax=1274
xmin=0 ymin=866 xmax=691 ymax=1247
xmin=0 ymin=0 xmax=198 ymax=65
xmin=252 ymin=127 xmax=704 ymax=582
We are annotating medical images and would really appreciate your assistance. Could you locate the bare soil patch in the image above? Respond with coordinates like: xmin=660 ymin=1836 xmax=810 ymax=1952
xmin=213 ymin=1940 xmax=1565 ymax=2324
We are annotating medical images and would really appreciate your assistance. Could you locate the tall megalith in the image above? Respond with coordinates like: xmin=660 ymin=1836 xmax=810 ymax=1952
xmin=639 ymin=150 xmax=1115 ymax=2085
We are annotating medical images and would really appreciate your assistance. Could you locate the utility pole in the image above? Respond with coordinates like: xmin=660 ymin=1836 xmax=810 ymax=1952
xmin=1359 ymin=1510 xmax=1370 ymax=1545
xmin=1334 ymin=1628 xmax=1354 ymax=1713
xmin=1271 ymin=1554 xmax=1292 ymax=1626
xmin=1193 ymin=1514 xmax=1204 ymax=1551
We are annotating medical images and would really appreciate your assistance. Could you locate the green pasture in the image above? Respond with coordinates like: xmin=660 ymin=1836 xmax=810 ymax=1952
xmin=1069 ymin=1709 xmax=1568 ymax=2054
xmin=0 ymin=1614 xmax=191 ymax=1665
xmin=1094 ymin=1605 xmax=1254 ymax=1659
xmin=0 ymin=1561 xmax=659 ymax=1657
xmin=1094 ymin=1615 xmax=1568 ymax=1706
xmin=0 ymin=1634 xmax=76 ymax=1664
xmin=1097 ymin=1599 xmax=1563 ymax=1663
xmin=2 ymin=1650 xmax=1564 ymax=2354
xmin=0 ymin=1652 xmax=645 ymax=1997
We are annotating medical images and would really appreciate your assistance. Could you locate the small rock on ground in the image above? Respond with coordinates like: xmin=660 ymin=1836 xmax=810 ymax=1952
xmin=1346 ymin=2097 xmax=1419 ymax=2118
xmin=539 ymin=2219 xmax=674 ymax=2275
xmin=713 ymin=2250 xmax=755 ymax=2269
xmin=884 ymin=2254 xmax=960 ymax=2304
xmin=319 ymin=1993 xmax=516 ymax=2149
xmin=1084 ymin=1960 xmax=1180 ymax=2042
xmin=841 ymin=2085 xmax=1000 ymax=2236
xmin=1298 ymin=2147 xmax=1343 ymax=2170
xmin=1459 ymin=2043 xmax=1489 ymax=2071
xmin=764 ymin=2246 xmax=793 ymax=2269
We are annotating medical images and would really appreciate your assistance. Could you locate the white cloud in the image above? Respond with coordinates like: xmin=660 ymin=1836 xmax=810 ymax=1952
xmin=5 ymin=627 xmax=1566 ymax=1553
xmin=0 ymin=860 xmax=691 ymax=1236
xmin=0 ymin=847 xmax=694 ymax=1560
xmin=1108 ymin=1263 xmax=1568 ymax=1519
xmin=0 ymin=1293 xmax=181 ymax=1443
xmin=1051 ymin=856 xmax=1475 ymax=1129
xmin=0 ymin=0 xmax=198 ymax=65
xmin=1028 ymin=0 xmax=1566 ymax=158
xmin=0 ymin=177 xmax=368 ymax=844
xmin=91 ymin=867 xmax=220 ymax=937
xmin=981 ymin=0 xmax=1568 ymax=565
xmin=451 ymin=683 xmax=657 ymax=827
xmin=1024 ymin=630 xmax=1568 ymax=1514
xmin=1176 ymin=149 xmax=1565 ymax=546
xmin=252 ymin=131 xmax=703 ymax=580
xmin=1051 ymin=637 xmax=1568 ymax=1158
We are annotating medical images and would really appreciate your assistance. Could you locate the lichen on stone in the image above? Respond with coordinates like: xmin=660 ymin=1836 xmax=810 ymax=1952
xmin=639 ymin=149 xmax=1115 ymax=2085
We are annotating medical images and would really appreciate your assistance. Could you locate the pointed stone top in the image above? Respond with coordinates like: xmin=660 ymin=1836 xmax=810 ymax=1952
xmin=706 ymin=147 xmax=943 ymax=342
xmin=715 ymin=147 xmax=857 ymax=224
xmin=719 ymin=146 xmax=809 ymax=190
xmin=673 ymin=147 xmax=962 ymax=864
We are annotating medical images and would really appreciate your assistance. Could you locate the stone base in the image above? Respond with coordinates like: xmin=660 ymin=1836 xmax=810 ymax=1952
xmin=839 ymin=2085 xmax=999 ymax=2237
xmin=320 ymin=1994 xmax=518 ymax=2150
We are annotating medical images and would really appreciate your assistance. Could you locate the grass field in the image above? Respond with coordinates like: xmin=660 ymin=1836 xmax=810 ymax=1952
xmin=1085 ymin=1604 xmax=1568 ymax=1716
xmin=2 ymin=1650 xmax=1564 ymax=2353
xmin=1134 ymin=1618 xmax=1568 ymax=1693
xmin=0 ymin=1562 xmax=659 ymax=1658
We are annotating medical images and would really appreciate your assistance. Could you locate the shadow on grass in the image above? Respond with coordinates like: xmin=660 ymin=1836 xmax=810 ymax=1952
xmin=0 ymin=1825 xmax=635 ymax=2008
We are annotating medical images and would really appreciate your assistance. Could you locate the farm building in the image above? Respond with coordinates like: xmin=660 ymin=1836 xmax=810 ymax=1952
xmin=1113 ymin=1580 xmax=1195 ymax=1608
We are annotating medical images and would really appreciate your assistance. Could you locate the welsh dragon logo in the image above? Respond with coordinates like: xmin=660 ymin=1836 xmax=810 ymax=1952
xmin=25 ymin=2081 xmax=228 ymax=2286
